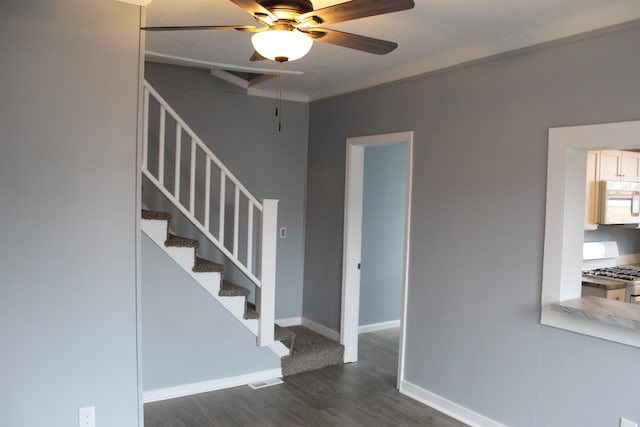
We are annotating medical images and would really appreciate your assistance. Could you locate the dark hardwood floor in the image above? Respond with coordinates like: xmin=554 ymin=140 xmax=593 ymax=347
xmin=144 ymin=328 xmax=467 ymax=426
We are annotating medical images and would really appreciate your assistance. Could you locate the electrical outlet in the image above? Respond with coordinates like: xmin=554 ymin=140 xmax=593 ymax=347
xmin=79 ymin=406 xmax=95 ymax=427
xmin=621 ymin=417 xmax=637 ymax=427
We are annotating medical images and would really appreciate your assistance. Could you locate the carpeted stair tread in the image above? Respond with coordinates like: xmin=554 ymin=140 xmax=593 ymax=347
xmin=244 ymin=301 xmax=258 ymax=319
xmin=165 ymin=233 xmax=199 ymax=248
xmin=192 ymin=256 xmax=225 ymax=273
xmin=275 ymin=325 xmax=296 ymax=350
xmin=141 ymin=209 xmax=172 ymax=221
xmin=280 ymin=326 xmax=344 ymax=376
xmin=274 ymin=325 xmax=295 ymax=342
xmin=219 ymin=281 xmax=250 ymax=297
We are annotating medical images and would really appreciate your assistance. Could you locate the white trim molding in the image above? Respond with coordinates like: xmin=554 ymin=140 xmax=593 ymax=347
xmin=275 ymin=317 xmax=302 ymax=327
xmin=276 ymin=317 xmax=340 ymax=341
xmin=542 ymin=120 xmax=640 ymax=347
xmin=143 ymin=368 xmax=282 ymax=403
xmin=340 ymin=131 xmax=413 ymax=392
xmin=358 ymin=320 xmax=401 ymax=334
xmin=400 ymin=380 xmax=507 ymax=427
xmin=301 ymin=318 xmax=340 ymax=341
xmin=116 ymin=0 xmax=153 ymax=6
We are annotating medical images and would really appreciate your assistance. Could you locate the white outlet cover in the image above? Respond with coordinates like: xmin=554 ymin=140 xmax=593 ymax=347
xmin=79 ymin=406 xmax=95 ymax=427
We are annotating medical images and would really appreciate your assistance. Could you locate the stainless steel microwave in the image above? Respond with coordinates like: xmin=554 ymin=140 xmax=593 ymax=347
xmin=599 ymin=180 xmax=640 ymax=224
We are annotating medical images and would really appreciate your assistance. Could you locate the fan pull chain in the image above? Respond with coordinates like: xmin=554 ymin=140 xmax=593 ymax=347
xmin=275 ymin=62 xmax=282 ymax=132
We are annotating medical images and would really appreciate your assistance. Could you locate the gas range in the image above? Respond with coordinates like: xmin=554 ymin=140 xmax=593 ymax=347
xmin=582 ymin=265 xmax=640 ymax=303
xmin=582 ymin=266 xmax=640 ymax=282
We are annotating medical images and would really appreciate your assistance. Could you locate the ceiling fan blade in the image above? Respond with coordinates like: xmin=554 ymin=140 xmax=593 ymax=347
xmin=141 ymin=25 xmax=260 ymax=32
xmin=298 ymin=0 xmax=414 ymax=26
xmin=229 ymin=0 xmax=277 ymax=21
xmin=302 ymin=28 xmax=397 ymax=55
xmin=250 ymin=51 xmax=267 ymax=61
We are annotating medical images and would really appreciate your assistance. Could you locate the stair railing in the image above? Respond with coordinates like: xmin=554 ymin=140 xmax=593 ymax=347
xmin=142 ymin=80 xmax=276 ymax=346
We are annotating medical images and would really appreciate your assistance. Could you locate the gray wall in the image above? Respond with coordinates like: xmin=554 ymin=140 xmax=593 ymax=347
xmin=141 ymin=235 xmax=280 ymax=390
xmin=303 ymin=81 xmax=417 ymax=328
xmin=144 ymin=62 xmax=308 ymax=319
xmin=0 ymin=1 xmax=141 ymax=427
xmin=359 ymin=144 xmax=406 ymax=326
xmin=304 ymin=22 xmax=640 ymax=426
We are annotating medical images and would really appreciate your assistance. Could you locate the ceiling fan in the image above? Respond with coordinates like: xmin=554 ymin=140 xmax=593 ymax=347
xmin=142 ymin=0 xmax=415 ymax=62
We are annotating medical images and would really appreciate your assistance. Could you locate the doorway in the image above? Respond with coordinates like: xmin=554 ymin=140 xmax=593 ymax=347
xmin=340 ymin=131 xmax=413 ymax=388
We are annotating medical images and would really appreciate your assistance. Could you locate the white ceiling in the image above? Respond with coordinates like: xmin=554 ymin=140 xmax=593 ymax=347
xmin=144 ymin=0 xmax=640 ymax=101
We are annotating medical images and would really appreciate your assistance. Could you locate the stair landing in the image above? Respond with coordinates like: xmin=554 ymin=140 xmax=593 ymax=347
xmin=280 ymin=326 xmax=344 ymax=376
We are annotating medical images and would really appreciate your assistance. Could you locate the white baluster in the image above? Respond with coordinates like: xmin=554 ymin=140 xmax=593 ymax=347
xmin=204 ymin=157 xmax=211 ymax=230
xmin=142 ymin=81 xmax=274 ymax=304
xmin=233 ymin=185 xmax=240 ymax=257
xmin=158 ymin=107 xmax=165 ymax=184
xmin=247 ymin=202 xmax=254 ymax=272
xmin=219 ymin=172 xmax=226 ymax=243
xmin=189 ymin=139 xmax=196 ymax=215
xmin=142 ymin=88 xmax=149 ymax=170
xmin=174 ymin=124 xmax=181 ymax=199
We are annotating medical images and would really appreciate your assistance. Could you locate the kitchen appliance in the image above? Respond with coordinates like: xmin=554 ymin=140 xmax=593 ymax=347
xmin=599 ymin=180 xmax=640 ymax=224
xmin=582 ymin=265 xmax=640 ymax=304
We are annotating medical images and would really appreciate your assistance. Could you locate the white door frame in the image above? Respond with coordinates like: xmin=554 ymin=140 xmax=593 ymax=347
xmin=340 ymin=131 xmax=413 ymax=388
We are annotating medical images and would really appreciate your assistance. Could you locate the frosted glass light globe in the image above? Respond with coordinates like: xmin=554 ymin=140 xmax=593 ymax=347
xmin=251 ymin=30 xmax=313 ymax=62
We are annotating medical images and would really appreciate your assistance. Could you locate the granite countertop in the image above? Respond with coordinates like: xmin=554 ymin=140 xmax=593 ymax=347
xmin=551 ymin=296 xmax=640 ymax=330
xmin=581 ymin=276 xmax=627 ymax=290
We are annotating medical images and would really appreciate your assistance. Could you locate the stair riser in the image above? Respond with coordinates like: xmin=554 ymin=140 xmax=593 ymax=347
xmin=223 ymin=297 xmax=246 ymax=318
xmin=142 ymin=219 xmax=168 ymax=243
xmin=165 ymin=246 xmax=195 ymax=271
xmin=192 ymin=273 xmax=222 ymax=295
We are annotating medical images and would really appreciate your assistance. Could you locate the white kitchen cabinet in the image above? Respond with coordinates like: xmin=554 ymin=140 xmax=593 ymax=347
xmin=585 ymin=149 xmax=640 ymax=229
xmin=581 ymin=285 xmax=626 ymax=302
xmin=598 ymin=150 xmax=621 ymax=181
xmin=598 ymin=150 xmax=640 ymax=182
xmin=584 ymin=150 xmax=600 ymax=230
xmin=620 ymin=151 xmax=640 ymax=181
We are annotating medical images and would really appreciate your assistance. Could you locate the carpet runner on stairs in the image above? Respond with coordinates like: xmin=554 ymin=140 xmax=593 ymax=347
xmin=141 ymin=209 xmax=345 ymax=376
xmin=142 ymin=209 xmax=171 ymax=221
xmin=142 ymin=209 xmax=288 ymax=344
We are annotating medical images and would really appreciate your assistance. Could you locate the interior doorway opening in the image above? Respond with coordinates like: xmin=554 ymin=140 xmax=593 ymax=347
xmin=341 ymin=131 xmax=413 ymax=388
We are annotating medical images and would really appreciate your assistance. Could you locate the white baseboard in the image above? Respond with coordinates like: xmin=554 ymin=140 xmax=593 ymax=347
xmin=275 ymin=317 xmax=340 ymax=341
xmin=143 ymin=368 xmax=282 ymax=403
xmin=275 ymin=317 xmax=302 ymax=327
xmin=301 ymin=318 xmax=340 ymax=341
xmin=358 ymin=319 xmax=400 ymax=334
xmin=399 ymin=380 xmax=506 ymax=427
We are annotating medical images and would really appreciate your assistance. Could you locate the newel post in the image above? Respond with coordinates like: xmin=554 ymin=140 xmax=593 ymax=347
xmin=257 ymin=199 xmax=278 ymax=346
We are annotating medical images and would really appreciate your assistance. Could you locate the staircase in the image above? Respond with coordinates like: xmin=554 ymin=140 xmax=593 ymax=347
xmin=141 ymin=209 xmax=294 ymax=358
xmin=141 ymin=80 xmax=278 ymax=347
xmin=140 ymin=80 xmax=344 ymax=380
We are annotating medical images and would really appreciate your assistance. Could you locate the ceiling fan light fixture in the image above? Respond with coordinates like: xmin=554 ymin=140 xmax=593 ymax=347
xmin=251 ymin=29 xmax=312 ymax=62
